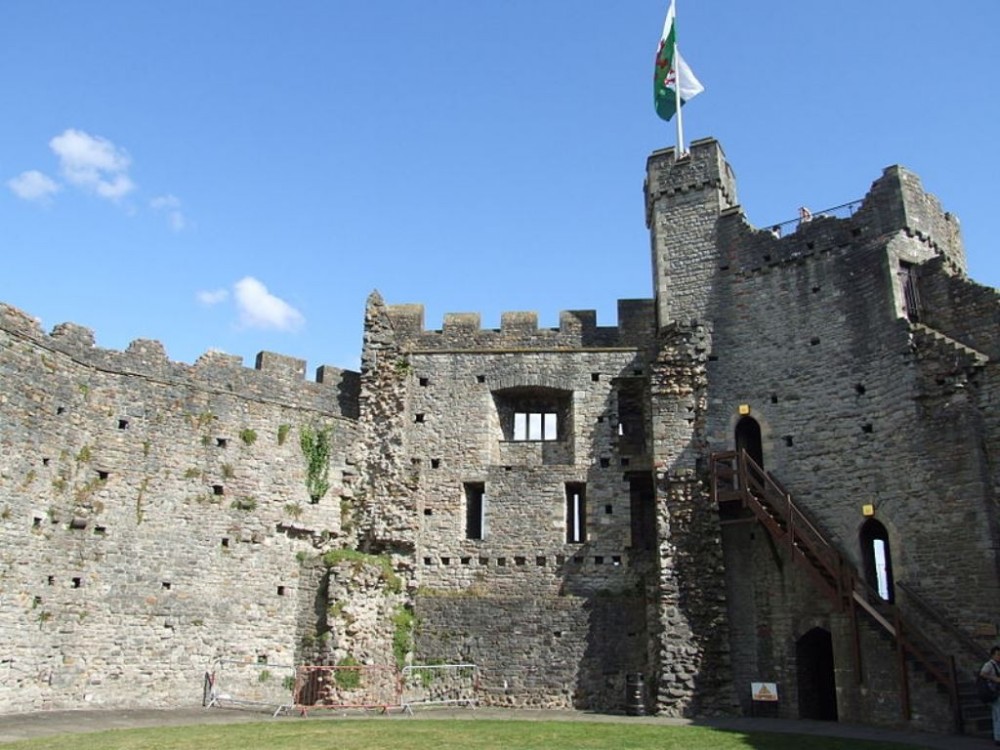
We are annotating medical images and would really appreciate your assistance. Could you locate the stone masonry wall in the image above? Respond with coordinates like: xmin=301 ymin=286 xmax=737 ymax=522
xmin=0 ymin=303 xmax=362 ymax=712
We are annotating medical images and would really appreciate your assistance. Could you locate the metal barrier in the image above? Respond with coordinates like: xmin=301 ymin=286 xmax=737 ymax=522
xmin=204 ymin=658 xmax=296 ymax=716
xmin=293 ymin=664 xmax=400 ymax=715
xmin=400 ymin=664 xmax=478 ymax=713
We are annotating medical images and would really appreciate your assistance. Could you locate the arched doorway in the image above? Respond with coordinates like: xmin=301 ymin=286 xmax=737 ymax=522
xmin=796 ymin=627 xmax=838 ymax=721
xmin=735 ymin=415 xmax=763 ymax=469
xmin=859 ymin=518 xmax=894 ymax=602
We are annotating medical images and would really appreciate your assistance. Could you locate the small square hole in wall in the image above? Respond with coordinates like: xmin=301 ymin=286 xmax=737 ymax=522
xmin=476 ymin=375 xmax=486 ymax=384
xmin=810 ymin=337 xmax=820 ymax=346
xmin=812 ymin=286 xmax=821 ymax=293
xmin=504 ymin=465 xmax=512 ymax=472
xmin=33 ymin=595 xmax=42 ymax=606
xmin=708 ymin=355 xmax=719 ymax=362
xmin=620 ymin=457 xmax=630 ymax=467
xmin=479 ymin=557 xmax=489 ymax=566
xmin=118 ymin=419 xmax=129 ymax=430
xmin=855 ymin=383 xmax=866 ymax=395
xmin=591 ymin=373 xmax=600 ymax=382
xmin=221 ymin=537 xmax=230 ymax=548
xmin=423 ymin=557 xmax=432 ymax=566
xmin=431 ymin=459 xmax=441 ymax=469
xmin=852 ymin=227 xmax=862 ymax=237
xmin=257 ymin=655 xmax=267 ymax=665
xmin=553 ymin=630 xmax=563 ymax=638
xmin=536 ymin=556 xmax=546 ymax=566
xmin=441 ymin=557 xmax=450 ymax=566
xmin=47 ymin=576 xmax=54 ymax=586
xmin=161 ymin=581 xmax=171 ymax=590
xmin=594 ymin=556 xmax=604 ymax=565
xmin=862 ymin=423 xmax=873 ymax=434
xmin=72 ymin=577 xmax=82 ymax=589
xmin=213 ymin=485 xmax=224 ymax=496
xmin=612 ymin=555 xmax=622 ymax=565
xmin=460 ymin=557 xmax=471 ymax=565
xmin=572 ymin=556 xmax=583 ymax=564
xmin=277 ymin=586 xmax=286 ymax=596
xmin=770 ymin=394 xmax=778 ymax=404
xmin=605 ymin=504 xmax=613 ymax=515
xmin=599 ymin=458 xmax=610 ymax=468
xmin=70 ymin=517 xmax=87 ymax=530
xmin=784 ymin=436 xmax=794 ymax=447
xmin=555 ymin=555 xmax=565 ymax=566
xmin=415 ymin=413 xmax=425 ymax=423
xmin=33 ymin=517 xmax=42 ymax=528
xmin=411 ymin=457 xmax=421 ymax=466
xmin=216 ymin=438 xmax=227 ymax=448
xmin=56 ymin=406 xmax=66 ymax=415
xmin=97 ymin=470 xmax=109 ymax=481
xmin=94 ymin=526 xmax=106 ymax=536
xmin=419 ymin=377 xmax=429 ymax=387
xmin=497 ymin=557 xmax=507 ymax=567
xmin=806 ymin=241 xmax=815 ymax=250
xmin=514 ymin=556 xmax=525 ymax=566
xmin=597 ymin=416 xmax=604 ymax=423
xmin=42 ymin=457 xmax=50 ymax=466
xmin=423 ymin=508 xmax=433 ymax=516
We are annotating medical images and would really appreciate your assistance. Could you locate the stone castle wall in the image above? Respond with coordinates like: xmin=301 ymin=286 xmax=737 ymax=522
xmin=0 ymin=303 xmax=365 ymax=711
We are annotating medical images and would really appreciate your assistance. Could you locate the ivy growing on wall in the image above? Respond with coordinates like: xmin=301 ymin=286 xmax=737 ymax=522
xmin=299 ymin=424 xmax=332 ymax=503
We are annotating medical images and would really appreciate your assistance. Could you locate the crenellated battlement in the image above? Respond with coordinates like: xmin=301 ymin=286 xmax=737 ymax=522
xmin=381 ymin=298 xmax=655 ymax=350
xmin=0 ymin=302 xmax=360 ymax=418
xmin=712 ymin=162 xmax=966 ymax=279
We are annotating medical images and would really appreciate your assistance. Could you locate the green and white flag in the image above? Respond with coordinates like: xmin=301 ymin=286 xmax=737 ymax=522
xmin=654 ymin=0 xmax=703 ymax=122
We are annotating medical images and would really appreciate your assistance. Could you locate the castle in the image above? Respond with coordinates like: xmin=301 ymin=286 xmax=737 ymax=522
xmin=1 ymin=138 xmax=997 ymax=734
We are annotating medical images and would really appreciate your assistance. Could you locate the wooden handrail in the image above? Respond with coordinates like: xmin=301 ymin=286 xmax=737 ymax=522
xmin=710 ymin=449 xmax=959 ymax=721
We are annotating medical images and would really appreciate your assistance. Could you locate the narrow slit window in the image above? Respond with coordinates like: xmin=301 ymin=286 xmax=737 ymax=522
xmin=465 ymin=482 xmax=486 ymax=540
xmin=566 ymin=483 xmax=586 ymax=544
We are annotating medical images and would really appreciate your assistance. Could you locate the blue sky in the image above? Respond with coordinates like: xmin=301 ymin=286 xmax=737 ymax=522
xmin=2 ymin=2 xmax=998 ymax=372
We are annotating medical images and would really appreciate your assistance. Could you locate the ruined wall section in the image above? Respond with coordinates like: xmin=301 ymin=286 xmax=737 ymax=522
xmin=0 ymin=303 xmax=361 ymax=712
xmin=361 ymin=296 xmax=661 ymax=711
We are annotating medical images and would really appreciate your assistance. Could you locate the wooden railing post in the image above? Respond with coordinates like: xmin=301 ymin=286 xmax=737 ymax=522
xmin=895 ymin=609 xmax=910 ymax=721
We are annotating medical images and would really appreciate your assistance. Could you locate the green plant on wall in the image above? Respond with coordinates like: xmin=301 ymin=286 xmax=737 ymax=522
xmin=75 ymin=445 xmax=92 ymax=463
xmin=392 ymin=607 xmax=415 ymax=668
xmin=277 ymin=423 xmax=291 ymax=446
xmin=299 ymin=424 xmax=332 ymax=502
xmin=231 ymin=496 xmax=257 ymax=512
xmin=334 ymin=656 xmax=361 ymax=689
xmin=239 ymin=428 xmax=257 ymax=446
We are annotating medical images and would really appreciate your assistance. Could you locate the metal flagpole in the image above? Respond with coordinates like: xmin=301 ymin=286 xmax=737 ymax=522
xmin=673 ymin=0 xmax=685 ymax=155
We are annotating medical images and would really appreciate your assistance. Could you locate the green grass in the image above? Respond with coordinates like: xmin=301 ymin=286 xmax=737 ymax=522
xmin=0 ymin=719 xmax=919 ymax=750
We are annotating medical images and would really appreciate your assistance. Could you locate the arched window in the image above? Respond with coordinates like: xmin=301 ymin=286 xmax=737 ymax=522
xmin=859 ymin=518 xmax=894 ymax=602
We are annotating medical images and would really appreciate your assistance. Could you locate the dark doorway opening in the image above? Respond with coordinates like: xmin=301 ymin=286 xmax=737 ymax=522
xmin=735 ymin=416 xmax=763 ymax=469
xmin=796 ymin=627 xmax=838 ymax=721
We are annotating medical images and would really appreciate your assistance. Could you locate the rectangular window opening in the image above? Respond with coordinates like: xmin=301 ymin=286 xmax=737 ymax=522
xmin=566 ymin=483 xmax=587 ymax=544
xmin=513 ymin=411 xmax=558 ymax=441
xmin=464 ymin=482 xmax=486 ymax=540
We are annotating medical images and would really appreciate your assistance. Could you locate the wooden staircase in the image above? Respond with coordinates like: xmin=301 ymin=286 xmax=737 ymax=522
xmin=710 ymin=450 xmax=965 ymax=731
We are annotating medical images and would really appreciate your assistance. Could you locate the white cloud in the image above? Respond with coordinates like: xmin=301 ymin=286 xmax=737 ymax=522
xmin=151 ymin=194 xmax=187 ymax=231
xmin=197 ymin=288 xmax=229 ymax=305
xmin=7 ymin=170 xmax=61 ymax=202
xmin=233 ymin=277 xmax=305 ymax=331
xmin=49 ymin=129 xmax=135 ymax=201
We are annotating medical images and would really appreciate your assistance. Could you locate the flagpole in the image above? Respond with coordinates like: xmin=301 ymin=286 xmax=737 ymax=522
xmin=673 ymin=1 xmax=685 ymax=155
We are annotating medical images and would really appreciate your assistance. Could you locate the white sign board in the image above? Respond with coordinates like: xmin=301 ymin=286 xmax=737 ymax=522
xmin=751 ymin=682 xmax=779 ymax=702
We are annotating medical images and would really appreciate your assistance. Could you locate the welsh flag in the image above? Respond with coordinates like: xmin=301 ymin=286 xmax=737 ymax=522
xmin=654 ymin=0 xmax=703 ymax=122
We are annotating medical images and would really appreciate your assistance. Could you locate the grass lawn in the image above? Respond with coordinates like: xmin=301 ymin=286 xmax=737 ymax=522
xmin=0 ymin=719 xmax=919 ymax=750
